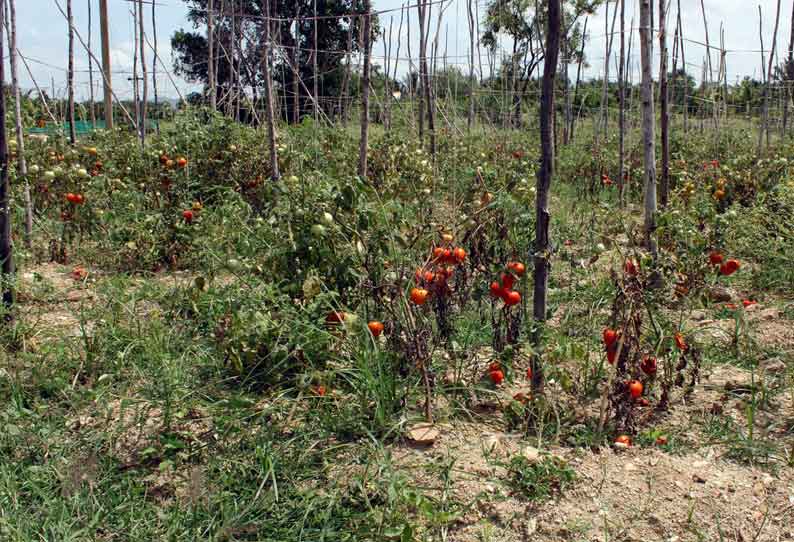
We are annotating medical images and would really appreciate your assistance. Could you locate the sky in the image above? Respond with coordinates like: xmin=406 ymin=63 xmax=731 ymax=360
xmin=11 ymin=0 xmax=794 ymax=101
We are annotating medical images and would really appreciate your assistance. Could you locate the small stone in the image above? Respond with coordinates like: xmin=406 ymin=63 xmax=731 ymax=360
xmin=707 ymin=286 xmax=734 ymax=302
xmin=406 ymin=423 xmax=439 ymax=445
xmin=520 ymin=446 xmax=540 ymax=463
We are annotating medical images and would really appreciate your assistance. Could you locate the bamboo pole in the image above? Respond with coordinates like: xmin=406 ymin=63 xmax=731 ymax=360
xmin=87 ymin=0 xmax=96 ymax=129
xmin=138 ymin=0 xmax=148 ymax=145
xmin=759 ymin=0 xmax=782 ymax=154
xmin=262 ymin=0 xmax=279 ymax=181
xmin=659 ymin=0 xmax=669 ymax=207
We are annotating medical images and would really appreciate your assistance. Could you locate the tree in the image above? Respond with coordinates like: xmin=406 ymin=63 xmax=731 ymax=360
xmin=171 ymin=0 xmax=372 ymax=121
xmin=481 ymin=0 xmax=599 ymax=128
xmin=531 ymin=0 xmax=561 ymax=394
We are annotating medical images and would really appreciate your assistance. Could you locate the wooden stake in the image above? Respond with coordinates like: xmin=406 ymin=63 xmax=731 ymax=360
xmin=659 ymin=0 xmax=669 ymax=207
xmin=639 ymin=0 xmax=657 ymax=256
xmin=87 ymin=0 xmax=96 ymax=129
xmin=759 ymin=0 xmax=782 ymax=154
xmin=358 ymin=2 xmax=372 ymax=179
xmin=618 ymin=0 xmax=626 ymax=206
xmin=151 ymin=0 xmax=159 ymax=134
xmin=4 ymin=0 xmax=31 ymax=248
xmin=138 ymin=0 xmax=148 ymax=145
xmin=67 ymin=0 xmax=76 ymax=144
xmin=262 ymin=0 xmax=279 ymax=181
xmin=0 ymin=0 xmax=14 ymax=322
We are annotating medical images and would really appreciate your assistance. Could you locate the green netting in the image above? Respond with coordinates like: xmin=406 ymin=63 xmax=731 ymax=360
xmin=28 ymin=120 xmax=159 ymax=136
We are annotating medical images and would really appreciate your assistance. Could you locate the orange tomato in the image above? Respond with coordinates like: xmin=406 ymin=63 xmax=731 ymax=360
xmin=410 ymin=288 xmax=429 ymax=305
xmin=368 ymin=321 xmax=385 ymax=337
xmin=628 ymin=380 xmax=643 ymax=399
xmin=504 ymin=290 xmax=521 ymax=306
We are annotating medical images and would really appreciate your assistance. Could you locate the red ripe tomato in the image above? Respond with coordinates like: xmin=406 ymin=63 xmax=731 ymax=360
xmin=423 ymin=271 xmax=435 ymax=283
xmin=628 ymin=380 xmax=643 ymax=399
xmin=641 ymin=356 xmax=657 ymax=375
xmin=674 ymin=333 xmax=688 ymax=352
xmin=709 ymin=251 xmax=724 ymax=265
xmin=441 ymin=248 xmax=453 ymax=264
xmin=410 ymin=288 xmax=429 ymax=305
xmin=432 ymin=247 xmax=444 ymax=261
xmin=602 ymin=328 xmax=618 ymax=347
xmin=453 ymin=247 xmax=466 ymax=264
xmin=615 ymin=434 xmax=632 ymax=446
xmin=75 ymin=194 xmax=85 ymax=205
xmin=501 ymin=273 xmax=515 ymax=290
xmin=182 ymin=210 xmax=194 ymax=223
xmin=742 ymin=300 xmax=757 ymax=308
xmin=624 ymin=258 xmax=639 ymax=276
xmin=65 ymin=193 xmax=77 ymax=204
xmin=177 ymin=157 xmax=188 ymax=168
xmin=489 ymin=281 xmax=503 ymax=298
xmin=719 ymin=259 xmax=740 ymax=276
xmin=488 ymin=361 xmax=501 ymax=372
xmin=313 ymin=385 xmax=327 ymax=397
xmin=504 ymin=290 xmax=521 ymax=306
xmin=507 ymin=261 xmax=526 ymax=276
xmin=368 ymin=321 xmax=385 ymax=337
xmin=489 ymin=369 xmax=504 ymax=385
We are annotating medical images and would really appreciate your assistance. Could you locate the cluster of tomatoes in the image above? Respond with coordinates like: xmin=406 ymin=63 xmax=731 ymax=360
xmin=709 ymin=251 xmax=740 ymax=276
xmin=409 ymin=234 xmax=467 ymax=306
xmin=488 ymin=261 xmax=525 ymax=306
xmin=159 ymin=153 xmax=189 ymax=170
xmin=64 ymin=192 xmax=85 ymax=205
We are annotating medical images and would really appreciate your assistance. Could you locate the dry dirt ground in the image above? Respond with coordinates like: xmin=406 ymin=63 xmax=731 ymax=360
xmin=15 ymin=263 xmax=794 ymax=542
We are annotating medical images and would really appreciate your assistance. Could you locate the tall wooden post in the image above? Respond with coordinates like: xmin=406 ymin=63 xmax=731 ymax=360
xmin=207 ymin=0 xmax=215 ymax=109
xmin=759 ymin=0 xmax=782 ymax=154
xmin=0 ymin=0 xmax=14 ymax=322
xmin=618 ymin=0 xmax=626 ymax=207
xmin=358 ymin=5 xmax=372 ymax=179
xmin=99 ymin=0 xmax=113 ymax=129
xmin=67 ymin=0 xmax=77 ymax=144
xmin=639 ymin=0 xmax=657 ymax=256
xmin=659 ymin=0 xmax=669 ymax=207
xmin=87 ymin=0 xmax=96 ymax=129
xmin=138 ymin=0 xmax=148 ymax=145
xmin=151 ymin=0 xmax=160 ymax=133
xmin=263 ymin=0 xmax=279 ymax=180
xmin=531 ymin=0 xmax=561 ymax=394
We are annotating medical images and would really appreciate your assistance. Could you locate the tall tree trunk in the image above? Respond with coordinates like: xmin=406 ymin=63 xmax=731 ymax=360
xmin=659 ymin=0 xmax=669 ymax=208
xmin=618 ymin=0 xmax=626 ymax=206
xmin=0 ymin=0 xmax=13 ymax=322
xmin=87 ymin=0 xmax=96 ymax=129
xmin=67 ymin=0 xmax=76 ymax=144
xmin=263 ymin=0 xmax=279 ymax=180
xmin=5 ymin=0 xmax=32 ymax=248
xmin=358 ymin=3 xmax=372 ymax=179
xmin=531 ymin=0 xmax=561 ymax=394
xmin=639 ymin=0 xmax=657 ymax=256
xmin=138 ymin=0 xmax=148 ymax=146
